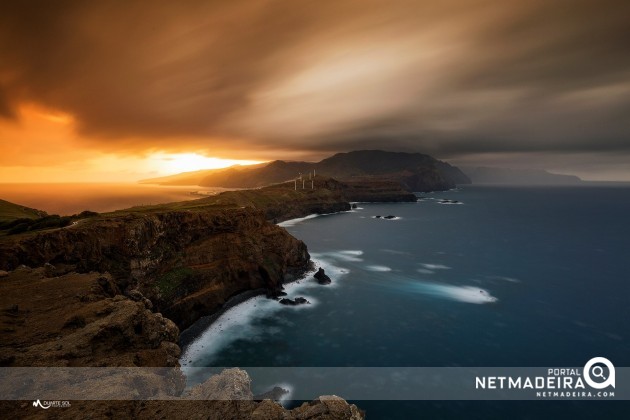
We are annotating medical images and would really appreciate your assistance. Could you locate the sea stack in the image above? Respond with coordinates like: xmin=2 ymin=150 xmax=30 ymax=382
xmin=314 ymin=267 xmax=332 ymax=285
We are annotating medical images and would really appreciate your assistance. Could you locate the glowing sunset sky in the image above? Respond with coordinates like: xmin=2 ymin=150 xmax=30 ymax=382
xmin=1 ymin=0 xmax=629 ymax=182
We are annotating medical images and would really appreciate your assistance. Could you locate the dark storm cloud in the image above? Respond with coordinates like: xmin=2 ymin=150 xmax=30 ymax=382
xmin=0 ymin=0 xmax=629 ymax=161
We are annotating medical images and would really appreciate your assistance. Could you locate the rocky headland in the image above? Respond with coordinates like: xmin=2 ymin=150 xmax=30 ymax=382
xmin=0 ymin=178 xmax=418 ymax=418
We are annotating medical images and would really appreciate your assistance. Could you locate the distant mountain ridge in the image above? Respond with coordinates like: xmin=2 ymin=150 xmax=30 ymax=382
xmin=461 ymin=166 xmax=582 ymax=185
xmin=141 ymin=150 xmax=471 ymax=192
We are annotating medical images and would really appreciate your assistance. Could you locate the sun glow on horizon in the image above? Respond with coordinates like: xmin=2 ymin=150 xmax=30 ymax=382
xmin=154 ymin=153 xmax=265 ymax=175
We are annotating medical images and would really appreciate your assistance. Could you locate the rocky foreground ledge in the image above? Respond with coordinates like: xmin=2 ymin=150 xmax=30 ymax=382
xmin=0 ymin=367 xmax=363 ymax=419
xmin=0 ymin=178 xmax=412 ymax=418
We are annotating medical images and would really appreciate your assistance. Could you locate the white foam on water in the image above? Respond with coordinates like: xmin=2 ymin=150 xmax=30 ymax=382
xmin=437 ymin=201 xmax=464 ymax=205
xmin=420 ymin=263 xmax=451 ymax=270
xmin=417 ymin=268 xmax=435 ymax=274
xmin=416 ymin=283 xmax=498 ymax=304
xmin=319 ymin=249 xmax=364 ymax=262
xmin=310 ymin=253 xmax=351 ymax=281
xmin=365 ymin=265 xmax=392 ymax=272
xmin=338 ymin=250 xmax=363 ymax=256
xmin=181 ymin=260 xmax=331 ymax=368
xmin=275 ymin=383 xmax=294 ymax=406
xmin=181 ymin=294 xmax=274 ymax=369
xmin=278 ymin=214 xmax=319 ymax=227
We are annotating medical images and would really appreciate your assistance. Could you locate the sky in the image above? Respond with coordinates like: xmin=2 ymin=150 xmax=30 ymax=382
xmin=1 ymin=0 xmax=629 ymax=182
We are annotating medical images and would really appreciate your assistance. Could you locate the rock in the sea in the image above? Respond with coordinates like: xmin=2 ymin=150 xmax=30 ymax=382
xmin=375 ymin=215 xmax=382 ymax=219
xmin=266 ymin=288 xmax=288 ymax=300
xmin=279 ymin=297 xmax=310 ymax=306
xmin=314 ymin=267 xmax=332 ymax=285
xmin=384 ymin=215 xmax=396 ymax=219
xmin=253 ymin=386 xmax=289 ymax=402
xmin=351 ymin=203 xmax=358 ymax=209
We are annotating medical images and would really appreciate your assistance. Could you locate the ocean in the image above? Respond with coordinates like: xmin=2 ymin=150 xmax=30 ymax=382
xmin=182 ymin=185 xmax=630 ymax=418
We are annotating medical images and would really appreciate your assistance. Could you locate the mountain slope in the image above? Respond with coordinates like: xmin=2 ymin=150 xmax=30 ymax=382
xmin=138 ymin=163 xmax=268 ymax=186
xmin=142 ymin=150 xmax=470 ymax=192
xmin=0 ymin=199 xmax=47 ymax=222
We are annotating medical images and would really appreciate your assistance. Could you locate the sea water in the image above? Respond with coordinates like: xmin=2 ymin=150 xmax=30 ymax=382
xmin=182 ymin=185 xmax=630 ymax=418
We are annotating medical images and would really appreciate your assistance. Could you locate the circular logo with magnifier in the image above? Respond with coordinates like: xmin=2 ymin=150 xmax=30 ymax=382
xmin=583 ymin=357 xmax=615 ymax=389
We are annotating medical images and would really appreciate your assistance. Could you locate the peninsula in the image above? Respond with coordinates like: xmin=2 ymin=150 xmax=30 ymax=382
xmin=0 ymin=175 xmax=422 ymax=418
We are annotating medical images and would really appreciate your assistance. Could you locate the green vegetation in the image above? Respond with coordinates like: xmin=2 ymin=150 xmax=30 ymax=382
xmin=106 ymin=182 xmax=337 ymax=216
xmin=0 ymin=199 xmax=46 ymax=222
xmin=0 ymin=215 xmax=73 ymax=234
xmin=156 ymin=267 xmax=194 ymax=296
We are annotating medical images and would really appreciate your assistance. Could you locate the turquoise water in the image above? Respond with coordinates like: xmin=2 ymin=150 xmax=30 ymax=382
xmin=183 ymin=185 xmax=630 ymax=418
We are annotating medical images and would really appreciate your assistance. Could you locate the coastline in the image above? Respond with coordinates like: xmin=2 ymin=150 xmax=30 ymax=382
xmin=179 ymin=257 xmax=319 ymax=352
xmin=0 ymin=178 xmax=424 ymax=418
xmin=180 ymin=209 xmax=353 ymax=355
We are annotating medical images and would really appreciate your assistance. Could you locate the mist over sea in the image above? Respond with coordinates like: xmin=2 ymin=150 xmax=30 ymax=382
xmin=183 ymin=185 xmax=630 ymax=418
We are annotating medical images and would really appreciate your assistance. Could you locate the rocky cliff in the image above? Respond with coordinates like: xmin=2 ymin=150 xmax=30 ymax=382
xmin=0 ymin=182 xmax=398 ymax=418
xmin=0 ymin=207 xmax=310 ymax=332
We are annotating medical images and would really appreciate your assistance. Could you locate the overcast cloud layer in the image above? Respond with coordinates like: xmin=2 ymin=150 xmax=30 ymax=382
xmin=1 ymin=0 xmax=629 ymax=176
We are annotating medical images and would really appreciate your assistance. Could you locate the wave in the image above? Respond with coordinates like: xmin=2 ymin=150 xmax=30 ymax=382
xmin=413 ymin=283 xmax=498 ymax=304
xmin=338 ymin=250 xmax=363 ymax=256
xmin=420 ymin=263 xmax=451 ymax=270
xmin=365 ymin=265 xmax=392 ymax=272
xmin=277 ymin=214 xmax=319 ymax=227
xmin=181 ymin=263 xmax=332 ymax=368
xmin=310 ymin=253 xmax=352 ymax=277
xmin=316 ymin=249 xmax=364 ymax=262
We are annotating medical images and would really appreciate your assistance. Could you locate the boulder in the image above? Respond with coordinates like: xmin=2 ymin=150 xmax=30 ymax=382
xmin=266 ymin=288 xmax=288 ymax=300
xmin=279 ymin=297 xmax=310 ymax=306
xmin=314 ymin=267 xmax=332 ymax=285
xmin=253 ymin=386 xmax=289 ymax=402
